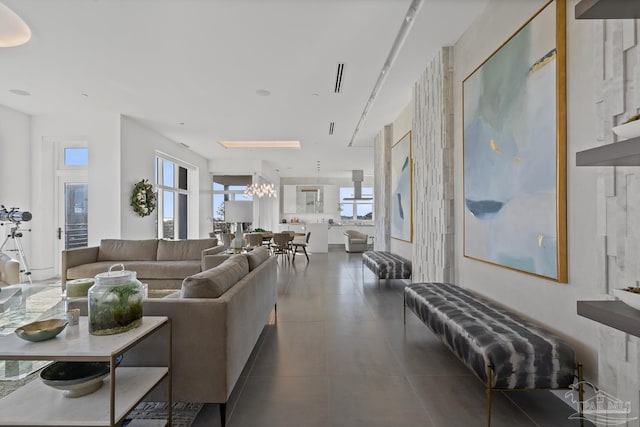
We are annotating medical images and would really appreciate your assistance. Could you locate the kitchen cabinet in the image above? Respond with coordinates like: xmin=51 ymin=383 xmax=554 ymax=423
xmin=283 ymin=185 xmax=297 ymax=213
xmin=324 ymin=185 xmax=338 ymax=213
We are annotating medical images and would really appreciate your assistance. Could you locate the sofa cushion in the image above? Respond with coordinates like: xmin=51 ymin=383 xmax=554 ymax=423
xmin=67 ymin=261 xmax=120 ymax=280
xmin=123 ymin=261 xmax=202 ymax=279
xmin=68 ymin=260 xmax=202 ymax=281
xmin=242 ymin=247 xmax=270 ymax=271
xmin=157 ymin=238 xmax=219 ymax=261
xmin=181 ymin=255 xmax=249 ymax=298
xmin=98 ymin=239 xmax=158 ymax=262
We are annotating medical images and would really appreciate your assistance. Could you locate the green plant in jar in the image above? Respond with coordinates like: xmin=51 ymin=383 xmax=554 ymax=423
xmin=89 ymin=266 xmax=144 ymax=335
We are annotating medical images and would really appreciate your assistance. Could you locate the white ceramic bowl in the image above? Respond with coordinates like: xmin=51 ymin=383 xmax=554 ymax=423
xmin=612 ymin=120 xmax=640 ymax=139
xmin=40 ymin=361 xmax=110 ymax=398
xmin=613 ymin=288 xmax=640 ymax=310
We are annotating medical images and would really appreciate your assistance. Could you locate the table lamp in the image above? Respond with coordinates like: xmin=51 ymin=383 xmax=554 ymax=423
xmin=224 ymin=201 xmax=253 ymax=252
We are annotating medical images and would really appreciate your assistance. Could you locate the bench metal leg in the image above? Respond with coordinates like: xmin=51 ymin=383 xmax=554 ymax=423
xmin=220 ymin=402 xmax=226 ymax=427
xmin=486 ymin=365 xmax=493 ymax=427
xmin=403 ymin=292 xmax=407 ymax=325
xmin=577 ymin=363 xmax=584 ymax=427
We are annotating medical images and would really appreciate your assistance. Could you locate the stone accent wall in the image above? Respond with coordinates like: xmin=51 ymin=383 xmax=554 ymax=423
xmin=374 ymin=125 xmax=392 ymax=251
xmin=412 ymin=47 xmax=455 ymax=282
xmin=593 ymin=19 xmax=640 ymax=415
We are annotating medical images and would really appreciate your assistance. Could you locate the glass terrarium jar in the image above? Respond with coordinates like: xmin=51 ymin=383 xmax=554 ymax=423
xmin=88 ymin=264 xmax=143 ymax=336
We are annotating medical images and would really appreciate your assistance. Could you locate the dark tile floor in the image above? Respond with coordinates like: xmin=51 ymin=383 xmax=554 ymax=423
xmin=192 ymin=248 xmax=585 ymax=427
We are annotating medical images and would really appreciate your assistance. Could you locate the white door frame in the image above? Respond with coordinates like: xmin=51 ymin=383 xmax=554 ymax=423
xmin=53 ymin=141 xmax=88 ymax=277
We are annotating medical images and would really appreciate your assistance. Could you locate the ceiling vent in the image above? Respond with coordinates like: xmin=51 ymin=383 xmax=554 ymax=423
xmin=334 ymin=63 xmax=345 ymax=93
xmin=329 ymin=122 xmax=335 ymax=135
xmin=343 ymin=170 xmax=372 ymax=200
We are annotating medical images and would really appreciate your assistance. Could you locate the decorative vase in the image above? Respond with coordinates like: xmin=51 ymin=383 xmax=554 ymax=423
xmin=612 ymin=120 xmax=640 ymax=139
xmin=232 ymin=233 xmax=246 ymax=253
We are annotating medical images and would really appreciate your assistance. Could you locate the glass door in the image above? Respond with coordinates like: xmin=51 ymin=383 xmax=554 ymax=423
xmin=55 ymin=175 xmax=88 ymax=276
xmin=62 ymin=182 xmax=88 ymax=249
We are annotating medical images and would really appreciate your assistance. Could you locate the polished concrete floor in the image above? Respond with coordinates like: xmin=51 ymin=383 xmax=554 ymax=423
xmin=192 ymin=249 xmax=585 ymax=427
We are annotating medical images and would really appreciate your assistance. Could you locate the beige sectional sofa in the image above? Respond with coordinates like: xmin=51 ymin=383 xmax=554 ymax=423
xmin=69 ymin=245 xmax=276 ymax=427
xmin=61 ymin=238 xmax=223 ymax=289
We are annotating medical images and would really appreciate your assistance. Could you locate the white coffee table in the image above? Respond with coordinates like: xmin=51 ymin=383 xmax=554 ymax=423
xmin=0 ymin=283 xmax=65 ymax=380
xmin=0 ymin=316 xmax=172 ymax=426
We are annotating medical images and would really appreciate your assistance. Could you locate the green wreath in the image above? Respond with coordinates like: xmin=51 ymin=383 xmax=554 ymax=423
xmin=130 ymin=179 xmax=156 ymax=217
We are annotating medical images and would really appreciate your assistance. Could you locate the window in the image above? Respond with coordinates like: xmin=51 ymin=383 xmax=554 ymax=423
xmin=339 ymin=187 xmax=373 ymax=221
xmin=64 ymin=148 xmax=88 ymax=166
xmin=212 ymin=176 xmax=252 ymax=235
xmin=156 ymin=157 xmax=190 ymax=239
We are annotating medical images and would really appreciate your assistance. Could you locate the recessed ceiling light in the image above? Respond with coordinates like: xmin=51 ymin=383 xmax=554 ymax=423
xmin=218 ymin=140 xmax=300 ymax=149
xmin=0 ymin=3 xmax=31 ymax=47
xmin=9 ymin=89 xmax=30 ymax=96
xmin=256 ymin=89 xmax=271 ymax=97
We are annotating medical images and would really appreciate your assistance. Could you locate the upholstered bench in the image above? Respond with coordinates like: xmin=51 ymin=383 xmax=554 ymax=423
xmin=404 ymin=282 xmax=582 ymax=426
xmin=362 ymin=251 xmax=411 ymax=287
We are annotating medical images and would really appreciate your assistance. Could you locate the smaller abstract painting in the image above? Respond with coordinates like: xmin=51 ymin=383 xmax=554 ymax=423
xmin=391 ymin=131 xmax=412 ymax=242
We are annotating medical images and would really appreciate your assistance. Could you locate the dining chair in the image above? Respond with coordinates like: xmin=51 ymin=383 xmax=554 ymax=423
xmin=245 ymin=233 xmax=263 ymax=248
xmin=271 ymin=233 xmax=291 ymax=261
xmin=291 ymin=232 xmax=311 ymax=262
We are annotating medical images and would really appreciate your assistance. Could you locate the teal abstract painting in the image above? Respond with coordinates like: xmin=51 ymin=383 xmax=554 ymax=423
xmin=391 ymin=131 xmax=412 ymax=242
xmin=463 ymin=0 xmax=567 ymax=282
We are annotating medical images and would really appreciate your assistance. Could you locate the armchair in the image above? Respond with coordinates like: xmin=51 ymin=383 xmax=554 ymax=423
xmin=0 ymin=253 xmax=20 ymax=286
xmin=344 ymin=230 xmax=367 ymax=253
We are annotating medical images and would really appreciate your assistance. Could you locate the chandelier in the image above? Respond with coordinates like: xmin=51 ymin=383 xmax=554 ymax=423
xmin=244 ymin=183 xmax=277 ymax=198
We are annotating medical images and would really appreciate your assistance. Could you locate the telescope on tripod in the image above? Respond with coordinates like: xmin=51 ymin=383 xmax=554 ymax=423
xmin=0 ymin=205 xmax=32 ymax=283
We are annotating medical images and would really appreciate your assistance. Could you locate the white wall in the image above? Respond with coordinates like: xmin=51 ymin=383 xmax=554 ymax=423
xmin=389 ymin=103 xmax=413 ymax=261
xmin=0 ymin=105 xmax=32 ymax=273
xmin=120 ymin=116 xmax=211 ymax=239
xmin=453 ymin=0 xmax=599 ymax=379
xmin=3 ymin=111 xmax=212 ymax=280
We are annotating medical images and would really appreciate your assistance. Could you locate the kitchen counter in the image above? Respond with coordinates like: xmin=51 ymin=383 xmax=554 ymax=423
xmin=279 ymin=223 xmax=328 ymax=253
xmin=279 ymin=223 xmax=374 ymax=250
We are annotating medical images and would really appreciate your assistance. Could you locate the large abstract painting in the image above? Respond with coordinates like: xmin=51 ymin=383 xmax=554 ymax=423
xmin=463 ymin=0 xmax=567 ymax=282
xmin=391 ymin=131 xmax=412 ymax=242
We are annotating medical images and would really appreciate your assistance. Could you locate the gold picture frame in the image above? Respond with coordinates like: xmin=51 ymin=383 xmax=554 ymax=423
xmin=462 ymin=0 xmax=567 ymax=282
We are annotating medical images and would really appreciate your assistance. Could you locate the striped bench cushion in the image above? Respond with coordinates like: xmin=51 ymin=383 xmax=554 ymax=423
xmin=404 ymin=282 xmax=575 ymax=390
xmin=362 ymin=251 xmax=411 ymax=279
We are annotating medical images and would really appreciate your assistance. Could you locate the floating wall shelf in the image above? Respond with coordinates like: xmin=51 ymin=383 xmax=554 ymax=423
xmin=575 ymin=0 xmax=640 ymax=19
xmin=577 ymin=300 xmax=640 ymax=338
xmin=576 ymin=137 xmax=640 ymax=166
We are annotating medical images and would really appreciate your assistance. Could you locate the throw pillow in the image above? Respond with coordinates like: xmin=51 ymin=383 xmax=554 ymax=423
xmin=242 ymin=246 xmax=270 ymax=271
xmin=181 ymin=255 xmax=249 ymax=298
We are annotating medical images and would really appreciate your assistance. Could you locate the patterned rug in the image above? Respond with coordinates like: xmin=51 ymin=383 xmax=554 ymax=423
xmin=0 ymin=372 xmax=202 ymax=427
xmin=122 ymin=401 xmax=203 ymax=427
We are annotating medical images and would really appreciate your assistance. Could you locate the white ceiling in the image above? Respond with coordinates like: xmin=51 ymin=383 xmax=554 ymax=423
xmin=0 ymin=0 xmax=488 ymax=178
